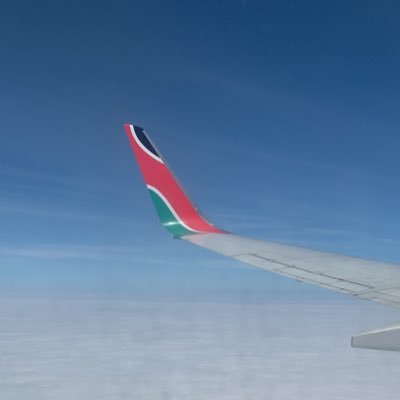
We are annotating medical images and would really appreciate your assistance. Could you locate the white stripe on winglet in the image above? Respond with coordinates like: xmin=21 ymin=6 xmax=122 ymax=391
xmin=129 ymin=125 xmax=164 ymax=164
xmin=147 ymin=184 xmax=201 ymax=233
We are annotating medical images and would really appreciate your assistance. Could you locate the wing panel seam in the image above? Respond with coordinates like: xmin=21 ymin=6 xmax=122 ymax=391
xmin=243 ymin=253 xmax=373 ymax=290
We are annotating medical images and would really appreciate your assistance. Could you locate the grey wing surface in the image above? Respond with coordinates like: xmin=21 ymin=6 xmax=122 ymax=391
xmin=184 ymin=233 xmax=400 ymax=309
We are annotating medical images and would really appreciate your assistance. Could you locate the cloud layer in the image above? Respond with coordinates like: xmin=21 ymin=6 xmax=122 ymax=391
xmin=1 ymin=295 xmax=400 ymax=399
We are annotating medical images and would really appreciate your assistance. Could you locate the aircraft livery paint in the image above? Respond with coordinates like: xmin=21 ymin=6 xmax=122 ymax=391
xmin=124 ymin=124 xmax=224 ymax=237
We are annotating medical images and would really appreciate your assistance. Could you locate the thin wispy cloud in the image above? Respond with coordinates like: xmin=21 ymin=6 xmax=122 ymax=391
xmin=0 ymin=245 xmax=141 ymax=261
xmin=0 ymin=203 xmax=130 ymax=225
xmin=215 ymin=211 xmax=358 ymax=238
xmin=0 ymin=244 xmax=245 ymax=270
xmin=304 ymin=227 xmax=358 ymax=237
xmin=0 ymin=163 xmax=133 ymax=197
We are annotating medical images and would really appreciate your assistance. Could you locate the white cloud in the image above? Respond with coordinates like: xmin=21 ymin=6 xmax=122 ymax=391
xmin=0 ymin=295 xmax=400 ymax=399
xmin=0 ymin=245 xmax=140 ymax=261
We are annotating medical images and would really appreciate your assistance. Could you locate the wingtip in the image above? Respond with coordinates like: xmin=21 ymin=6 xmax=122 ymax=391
xmin=124 ymin=123 xmax=148 ymax=139
xmin=124 ymin=123 xmax=144 ymax=129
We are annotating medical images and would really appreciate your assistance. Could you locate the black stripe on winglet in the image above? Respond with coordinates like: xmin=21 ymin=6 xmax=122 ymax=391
xmin=134 ymin=125 xmax=160 ymax=158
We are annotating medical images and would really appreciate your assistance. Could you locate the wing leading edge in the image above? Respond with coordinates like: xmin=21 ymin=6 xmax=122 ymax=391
xmin=124 ymin=123 xmax=400 ymax=351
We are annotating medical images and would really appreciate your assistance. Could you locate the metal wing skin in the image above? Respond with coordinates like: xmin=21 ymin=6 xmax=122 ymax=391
xmin=184 ymin=233 xmax=400 ymax=309
xmin=124 ymin=123 xmax=400 ymax=351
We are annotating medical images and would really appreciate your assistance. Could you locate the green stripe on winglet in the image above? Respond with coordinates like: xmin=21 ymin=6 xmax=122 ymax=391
xmin=148 ymin=189 xmax=194 ymax=236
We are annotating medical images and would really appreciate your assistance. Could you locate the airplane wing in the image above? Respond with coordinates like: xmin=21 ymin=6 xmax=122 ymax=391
xmin=124 ymin=123 xmax=400 ymax=351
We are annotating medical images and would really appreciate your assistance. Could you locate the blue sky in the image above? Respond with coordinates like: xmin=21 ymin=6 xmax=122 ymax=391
xmin=1 ymin=0 xmax=400 ymax=298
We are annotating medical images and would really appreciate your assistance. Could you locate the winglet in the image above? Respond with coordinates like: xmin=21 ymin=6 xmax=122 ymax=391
xmin=124 ymin=124 xmax=224 ymax=237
